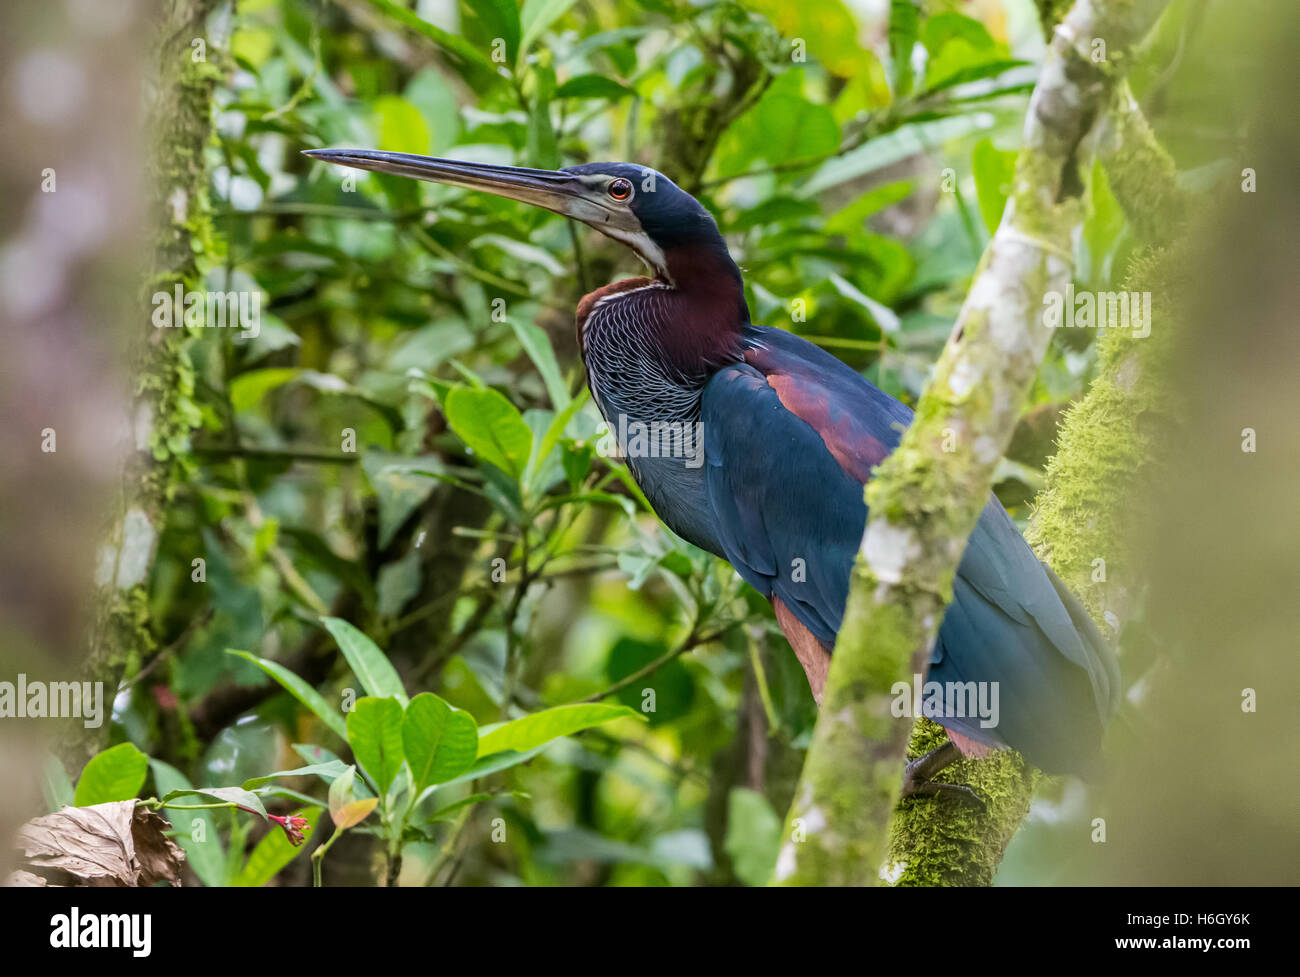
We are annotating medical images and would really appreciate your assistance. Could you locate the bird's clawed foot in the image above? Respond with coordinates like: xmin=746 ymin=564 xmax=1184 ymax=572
xmin=899 ymin=741 xmax=987 ymax=811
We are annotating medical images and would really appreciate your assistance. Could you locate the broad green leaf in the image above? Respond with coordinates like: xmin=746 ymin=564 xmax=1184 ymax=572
xmin=151 ymin=759 xmax=226 ymax=887
xmin=74 ymin=743 xmax=148 ymax=806
xmin=743 ymin=0 xmax=864 ymax=77
xmin=508 ymin=319 xmax=570 ymax=410
xmin=321 ymin=617 xmax=407 ymax=705
xmin=466 ymin=0 xmax=521 ymax=63
xmin=227 ymin=650 xmax=347 ymax=740
xmin=234 ymin=807 xmax=322 ymax=887
xmin=404 ymin=69 xmax=460 ymax=154
xmin=230 ymin=367 xmax=301 ymax=412
xmin=242 ymin=760 xmax=350 ymax=790
xmin=444 ymin=387 xmax=533 ymax=478
xmin=724 ymin=788 xmax=782 ymax=885
xmin=403 ymin=692 xmax=479 ymax=792
xmin=347 ymin=697 xmax=406 ymax=795
xmin=360 ymin=451 xmax=444 ymax=550
xmin=605 ymin=637 xmax=694 ymax=725
xmin=476 ymin=703 xmax=641 ymax=757
xmin=715 ymin=87 xmax=839 ymax=178
xmin=374 ymin=95 xmax=431 ymax=156
xmin=161 ymin=786 xmax=268 ymax=819
xmin=555 ymin=75 xmax=634 ymax=100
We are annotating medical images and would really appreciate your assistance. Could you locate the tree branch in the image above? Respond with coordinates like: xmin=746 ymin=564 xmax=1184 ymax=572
xmin=773 ymin=0 xmax=1171 ymax=886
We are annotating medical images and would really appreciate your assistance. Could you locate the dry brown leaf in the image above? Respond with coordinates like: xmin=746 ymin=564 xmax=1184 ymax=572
xmin=13 ymin=801 xmax=184 ymax=887
xmin=6 ymin=869 xmax=54 ymax=886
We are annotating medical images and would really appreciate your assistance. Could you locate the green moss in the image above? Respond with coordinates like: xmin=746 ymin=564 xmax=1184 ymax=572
xmin=72 ymin=1 xmax=221 ymax=768
xmin=885 ymin=720 xmax=1040 ymax=886
xmin=1026 ymin=245 xmax=1183 ymax=613
xmin=1099 ymin=85 xmax=1189 ymax=241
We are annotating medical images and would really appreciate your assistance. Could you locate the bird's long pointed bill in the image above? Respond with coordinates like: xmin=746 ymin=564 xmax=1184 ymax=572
xmin=301 ymin=148 xmax=581 ymax=214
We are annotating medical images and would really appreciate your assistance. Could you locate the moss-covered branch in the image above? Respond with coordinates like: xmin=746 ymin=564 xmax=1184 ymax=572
xmin=881 ymin=5 xmax=1194 ymax=885
xmin=772 ymin=0 xmax=1170 ymax=886
xmin=1032 ymin=2 xmax=1190 ymax=238
xmin=68 ymin=0 xmax=220 ymax=767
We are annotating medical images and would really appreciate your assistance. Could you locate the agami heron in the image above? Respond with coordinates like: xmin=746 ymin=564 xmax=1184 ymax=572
xmin=303 ymin=149 xmax=1119 ymax=786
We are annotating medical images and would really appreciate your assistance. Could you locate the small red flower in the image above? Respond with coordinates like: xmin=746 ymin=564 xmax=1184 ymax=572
xmin=269 ymin=813 xmax=311 ymax=846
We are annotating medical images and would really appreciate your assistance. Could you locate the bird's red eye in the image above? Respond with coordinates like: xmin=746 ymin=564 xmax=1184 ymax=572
xmin=608 ymin=178 xmax=633 ymax=201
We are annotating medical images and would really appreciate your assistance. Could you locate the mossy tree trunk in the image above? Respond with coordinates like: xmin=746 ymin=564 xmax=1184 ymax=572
xmin=773 ymin=0 xmax=1171 ymax=886
xmin=66 ymin=0 xmax=221 ymax=769
xmin=880 ymin=7 xmax=1194 ymax=888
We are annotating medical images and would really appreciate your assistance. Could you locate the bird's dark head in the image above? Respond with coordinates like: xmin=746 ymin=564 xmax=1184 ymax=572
xmin=302 ymin=150 xmax=734 ymax=287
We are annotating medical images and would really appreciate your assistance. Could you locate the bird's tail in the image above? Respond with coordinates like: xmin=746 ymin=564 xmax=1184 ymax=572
xmin=1041 ymin=562 xmax=1122 ymax=721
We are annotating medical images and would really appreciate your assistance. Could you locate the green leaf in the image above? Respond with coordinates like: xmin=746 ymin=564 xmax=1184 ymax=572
xmin=363 ymin=0 xmax=497 ymax=83
xmin=242 ymin=760 xmax=349 ymax=790
xmin=1082 ymin=159 xmax=1125 ymax=283
xmin=161 ymin=786 xmax=268 ymax=819
xmin=360 ymin=451 xmax=444 ymax=550
xmin=555 ymin=74 xmax=634 ymax=100
xmin=924 ymin=58 xmax=1028 ymax=94
xmin=151 ymin=759 xmax=227 ymax=887
xmin=715 ymin=89 xmax=839 ymax=179
xmin=403 ymin=692 xmax=479 ymax=793
xmin=605 ymin=637 xmax=693 ymax=725
xmin=476 ymin=703 xmax=641 ymax=757
xmin=234 ymin=807 xmax=322 ymax=887
xmin=724 ymin=787 xmax=782 ymax=885
xmin=376 ymin=550 xmax=422 ymax=619
xmin=320 ymin=617 xmax=407 ymax=705
xmin=802 ymin=114 xmax=994 ymax=196
xmin=227 ymin=650 xmax=347 ymax=740
xmin=508 ymin=319 xmax=570 ymax=410
xmin=972 ymin=137 xmax=1016 ymax=235
xmin=74 ymin=743 xmax=148 ymax=806
xmin=347 ymin=696 xmax=406 ymax=795
xmin=426 ymin=792 xmax=497 ymax=823
xmin=888 ymin=0 xmax=920 ymax=98
xmin=435 ymin=743 xmax=550 ymax=790
xmin=525 ymin=389 xmax=589 ymax=493
xmin=229 ymin=367 xmax=301 ymax=412
xmin=520 ymin=0 xmax=577 ymax=57
xmin=466 ymin=0 xmax=521 ymax=63
xmin=42 ymin=754 xmax=74 ymax=812
xmin=374 ymin=95 xmax=431 ymax=156
xmin=444 ymin=387 xmax=534 ymax=478
xmin=527 ymin=64 xmax=559 ymax=169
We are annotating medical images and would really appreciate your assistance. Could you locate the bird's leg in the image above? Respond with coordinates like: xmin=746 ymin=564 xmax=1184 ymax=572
xmin=899 ymin=740 xmax=986 ymax=810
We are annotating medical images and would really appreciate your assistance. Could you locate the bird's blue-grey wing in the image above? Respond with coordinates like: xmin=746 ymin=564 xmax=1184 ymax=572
xmin=702 ymin=328 xmax=1119 ymax=775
